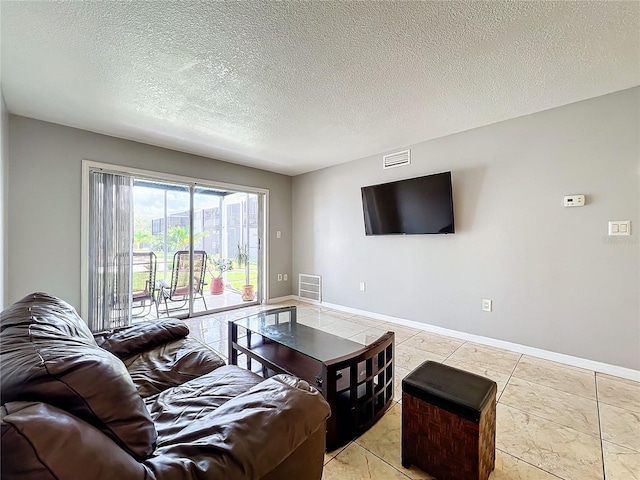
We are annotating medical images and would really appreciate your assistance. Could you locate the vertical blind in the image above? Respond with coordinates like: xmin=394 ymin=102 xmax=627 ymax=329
xmin=88 ymin=170 xmax=132 ymax=332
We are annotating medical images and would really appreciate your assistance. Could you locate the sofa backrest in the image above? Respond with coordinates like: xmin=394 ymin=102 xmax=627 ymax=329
xmin=0 ymin=292 xmax=157 ymax=459
xmin=0 ymin=291 xmax=96 ymax=341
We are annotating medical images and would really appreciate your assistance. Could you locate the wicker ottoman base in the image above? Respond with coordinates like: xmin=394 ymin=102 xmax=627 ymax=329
xmin=401 ymin=362 xmax=496 ymax=480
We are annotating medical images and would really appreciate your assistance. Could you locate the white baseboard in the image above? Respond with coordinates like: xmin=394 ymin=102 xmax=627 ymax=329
xmin=293 ymin=297 xmax=640 ymax=382
xmin=267 ymin=295 xmax=298 ymax=304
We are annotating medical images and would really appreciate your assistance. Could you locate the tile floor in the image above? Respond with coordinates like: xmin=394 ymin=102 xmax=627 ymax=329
xmin=183 ymin=301 xmax=640 ymax=480
xmin=133 ymin=288 xmax=247 ymax=322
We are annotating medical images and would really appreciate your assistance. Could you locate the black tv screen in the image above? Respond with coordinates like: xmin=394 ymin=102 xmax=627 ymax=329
xmin=361 ymin=171 xmax=455 ymax=235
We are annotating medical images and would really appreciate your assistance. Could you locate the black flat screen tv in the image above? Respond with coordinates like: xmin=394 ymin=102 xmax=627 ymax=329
xmin=361 ymin=171 xmax=455 ymax=235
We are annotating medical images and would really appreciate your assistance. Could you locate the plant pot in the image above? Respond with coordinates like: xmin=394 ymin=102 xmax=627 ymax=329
xmin=241 ymin=285 xmax=255 ymax=301
xmin=210 ymin=277 xmax=224 ymax=295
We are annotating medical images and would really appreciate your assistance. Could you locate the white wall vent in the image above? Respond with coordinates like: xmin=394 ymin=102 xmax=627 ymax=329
xmin=299 ymin=274 xmax=322 ymax=303
xmin=383 ymin=149 xmax=411 ymax=169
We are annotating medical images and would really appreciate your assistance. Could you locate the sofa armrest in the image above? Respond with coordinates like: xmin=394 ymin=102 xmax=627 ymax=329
xmin=144 ymin=374 xmax=331 ymax=480
xmin=94 ymin=318 xmax=189 ymax=358
xmin=1 ymin=401 xmax=147 ymax=480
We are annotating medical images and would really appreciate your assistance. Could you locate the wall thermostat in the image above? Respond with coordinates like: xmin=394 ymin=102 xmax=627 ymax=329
xmin=563 ymin=195 xmax=585 ymax=207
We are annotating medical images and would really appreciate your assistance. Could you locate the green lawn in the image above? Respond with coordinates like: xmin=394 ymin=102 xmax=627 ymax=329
xmin=225 ymin=266 xmax=258 ymax=291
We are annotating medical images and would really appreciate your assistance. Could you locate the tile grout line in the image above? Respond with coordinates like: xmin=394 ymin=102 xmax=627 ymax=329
xmin=441 ymin=339 xmax=467 ymax=364
xmin=497 ymin=394 xmax=601 ymax=440
xmin=326 ymin=438 xmax=413 ymax=480
xmin=351 ymin=439 xmax=413 ymax=480
xmin=595 ymin=372 xmax=607 ymax=480
xmin=324 ymin=441 xmax=351 ymax=464
xmin=496 ymin=448 xmax=564 ymax=480
xmin=500 ymin=402 xmax=602 ymax=442
xmin=508 ymin=371 xmax=600 ymax=403
xmin=488 ymin=348 xmax=602 ymax=403
xmin=592 ymin=397 xmax=640 ymax=415
xmin=497 ymin=351 xmax=523 ymax=404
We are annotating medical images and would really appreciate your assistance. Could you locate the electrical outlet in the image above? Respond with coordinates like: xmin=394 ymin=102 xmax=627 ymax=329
xmin=277 ymin=274 xmax=283 ymax=282
xmin=283 ymin=273 xmax=288 ymax=281
xmin=360 ymin=282 xmax=366 ymax=292
xmin=482 ymin=299 xmax=492 ymax=312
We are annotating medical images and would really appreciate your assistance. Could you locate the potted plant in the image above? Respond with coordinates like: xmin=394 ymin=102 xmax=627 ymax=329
xmin=207 ymin=255 xmax=233 ymax=295
xmin=235 ymin=243 xmax=254 ymax=301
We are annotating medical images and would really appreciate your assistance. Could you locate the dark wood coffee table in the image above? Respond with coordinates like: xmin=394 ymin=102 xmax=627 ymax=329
xmin=229 ymin=306 xmax=394 ymax=450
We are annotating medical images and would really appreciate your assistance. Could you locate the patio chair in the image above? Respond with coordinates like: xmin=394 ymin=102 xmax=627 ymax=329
xmin=157 ymin=250 xmax=208 ymax=316
xmin=131 ymin=251 xmax=157 ymax=318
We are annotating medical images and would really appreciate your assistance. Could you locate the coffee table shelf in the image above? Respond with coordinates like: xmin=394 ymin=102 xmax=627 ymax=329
xmin=229 ymin=306 xmax=394 ymax=450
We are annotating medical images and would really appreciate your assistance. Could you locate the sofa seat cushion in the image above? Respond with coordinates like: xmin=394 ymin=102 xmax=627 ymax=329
xmin=144 ymin=369 xmax=331 ymax=480
xmin=125 ymin=337 xmax=226 ymax=399
xmin=94 ymin=318 xmax=189 ymax=359
xmin=147 ymin=365 xmax=263 ymax=419
xmin=0 ymin=292 xmax=157 ymax=460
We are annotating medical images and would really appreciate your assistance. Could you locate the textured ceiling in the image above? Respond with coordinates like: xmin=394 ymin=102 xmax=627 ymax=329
xmin=1 ymin=1 xmax=639 ymax=175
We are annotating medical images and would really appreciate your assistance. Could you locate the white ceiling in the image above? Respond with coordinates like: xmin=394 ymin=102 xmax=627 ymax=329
xmin=1 ymin=1 xmax=639 ymax=176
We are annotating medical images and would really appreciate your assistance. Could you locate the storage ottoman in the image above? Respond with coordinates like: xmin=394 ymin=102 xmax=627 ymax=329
xmin=401 ymin=361 xmax=497 ymax=480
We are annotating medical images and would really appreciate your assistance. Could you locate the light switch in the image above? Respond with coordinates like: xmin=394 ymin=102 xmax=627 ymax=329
xmin=482 ymin=299 xmax=492 ymax=312
xmin=609 ymin=221 xmax=631 ymax=236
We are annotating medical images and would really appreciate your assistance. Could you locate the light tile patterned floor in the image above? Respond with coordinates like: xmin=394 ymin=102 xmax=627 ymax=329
xmin=184 ymin=301 xmax=640 ymax=480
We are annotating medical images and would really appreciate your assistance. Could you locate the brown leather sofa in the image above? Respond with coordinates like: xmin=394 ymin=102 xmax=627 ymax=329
xmin=1 ymin=292 xmax=331 ymax=480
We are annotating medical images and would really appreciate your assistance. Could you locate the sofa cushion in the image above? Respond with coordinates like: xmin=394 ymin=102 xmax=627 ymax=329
xmin=144 ymin=368 xmax=331 ymax=480
xmin=0 ymin=292 xmax=157 ymax=460
xmin=1 ymin=401 xmax=148 ymax=480
xmin=124 ymin=337 xmax=226 ymax=398
xmin=147 ymin=365 xmax=264 ymax=421
xmin=94 ymin=318 xmax=189 ymax=359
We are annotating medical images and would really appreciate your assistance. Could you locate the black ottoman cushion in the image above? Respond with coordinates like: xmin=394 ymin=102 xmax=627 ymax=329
xmin=402 ymin=361 xmax=497 ymax=423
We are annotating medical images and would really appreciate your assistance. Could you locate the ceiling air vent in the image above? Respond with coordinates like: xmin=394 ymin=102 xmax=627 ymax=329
xmin=383 ymin=149 xmax=411 ymax=169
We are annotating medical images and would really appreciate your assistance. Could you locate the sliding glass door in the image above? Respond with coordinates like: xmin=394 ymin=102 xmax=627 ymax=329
xmin=191 ymin=188 xmax=261 ymax=311
xmin=85 ymin=162 xmax=265 ymax=328
xmin=132 ymin=182 xmax=262 ymax=319
xmin=133 ymin=180 xmax=196 ymax=318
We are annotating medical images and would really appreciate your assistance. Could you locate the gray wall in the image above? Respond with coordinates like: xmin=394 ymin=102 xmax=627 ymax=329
xmin=292 ymin=87 xmax=640 ymax=370
xmin=0 ymin=92 xmax=7 ymax=308
xmin=7 ymin=116 xmax=293 ymax=309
